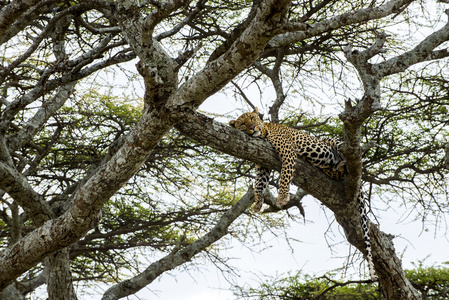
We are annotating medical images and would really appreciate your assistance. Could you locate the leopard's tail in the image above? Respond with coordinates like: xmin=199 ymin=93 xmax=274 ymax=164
xmin=358 ymin=190 xmax=377 ymax=281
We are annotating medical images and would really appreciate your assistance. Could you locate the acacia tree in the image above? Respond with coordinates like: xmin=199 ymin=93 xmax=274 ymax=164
xmin=0 ymin=0 xmax=448 ymax=299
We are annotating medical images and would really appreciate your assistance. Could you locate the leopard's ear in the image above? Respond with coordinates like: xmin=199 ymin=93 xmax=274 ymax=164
xmin=253 ymin=107 xmax=258 ymax=114
xmin=229 ymin=120 xmax=236 ymax=128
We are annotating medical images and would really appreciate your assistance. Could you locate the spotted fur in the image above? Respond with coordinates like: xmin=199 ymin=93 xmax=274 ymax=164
xmin=229 ymin=108 xmax=377 ymax=281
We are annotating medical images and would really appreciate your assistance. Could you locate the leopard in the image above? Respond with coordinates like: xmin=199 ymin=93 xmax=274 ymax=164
xmin=229 ymin=107 xmax=377 ymax=281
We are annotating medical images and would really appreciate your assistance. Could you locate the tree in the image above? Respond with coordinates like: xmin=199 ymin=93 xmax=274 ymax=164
xmin=0 ymin=0 xmax=448 ymax=299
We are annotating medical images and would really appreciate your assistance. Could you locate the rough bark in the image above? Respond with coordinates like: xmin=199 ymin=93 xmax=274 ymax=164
xmin=45 ymin=249 xmax=78 ymax=300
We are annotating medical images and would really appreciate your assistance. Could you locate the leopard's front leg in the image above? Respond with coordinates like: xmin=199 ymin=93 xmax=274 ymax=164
xmin=277 ymin=155 xmax=296 ymax=207
xmin=253 ymin=165 xmax=271 ymax=212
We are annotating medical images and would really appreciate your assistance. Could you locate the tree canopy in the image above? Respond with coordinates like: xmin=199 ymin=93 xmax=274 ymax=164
xmin=0 ymin=0 xmax=448 ymax=299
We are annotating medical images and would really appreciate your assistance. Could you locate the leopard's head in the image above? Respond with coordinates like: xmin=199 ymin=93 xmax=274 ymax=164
xmin=229 ymin=108 xmax=263 ymax=137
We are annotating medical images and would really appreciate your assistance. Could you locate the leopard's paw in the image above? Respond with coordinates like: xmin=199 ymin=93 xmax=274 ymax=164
xmin=277 ymin=193 xmax=290 ymax=207
xmin=336 ymin=161 xmax=346 ymax=173
xmin=252 ymin=200 xmax=263 ymax=213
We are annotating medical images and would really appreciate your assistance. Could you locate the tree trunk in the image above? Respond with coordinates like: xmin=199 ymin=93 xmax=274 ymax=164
xmin=45 ymin=248 xmax=77 ymax=300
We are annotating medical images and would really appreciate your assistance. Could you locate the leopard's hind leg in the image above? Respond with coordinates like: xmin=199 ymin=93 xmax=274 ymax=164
xmin=253 ymin=165 xmax=271 ymax=212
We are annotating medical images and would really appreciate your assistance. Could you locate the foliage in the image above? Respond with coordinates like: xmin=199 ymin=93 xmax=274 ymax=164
xmin=234 ymin=265 xmax=449 ymax=300
xmin=406 ymin=262 xmax=449 ymax=300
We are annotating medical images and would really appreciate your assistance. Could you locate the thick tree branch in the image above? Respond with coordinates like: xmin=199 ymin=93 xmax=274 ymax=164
xmin=43 ymin=15 xmax=79 ymax=294
xmin=338 ymin=29 xmax=423 ymax=297
xmin=269 ymin=0 xmax=413 ymax=48
xmin=0 ymin=283 xmax=25 ymax=300
xmin=375 ymin=9 xmax=449 ymax=77
xmin=44 ymin=249 xmax=77 ymax=300
xmin=339 ymin=8 xmax=449 ymax=209
xmin=0 ymin=161 xmax=54 ymax=225
xmin=166 ymin=0 xmax=292 ymax=109
xmin=339 ymin=32 xmax=385 ymax=201
xmin=206 ymin=0 xmax=261 ymax=63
